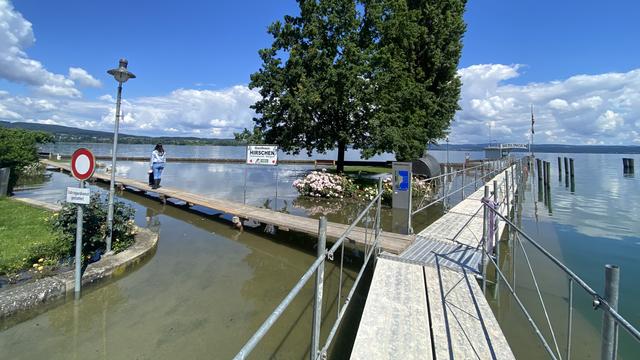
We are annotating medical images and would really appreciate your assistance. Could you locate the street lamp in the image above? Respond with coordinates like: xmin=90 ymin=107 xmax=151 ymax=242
xmin=106 ymin=59 xmax=136 ymax=253
xmin=446 ymin=137 xmax=450 ymax=167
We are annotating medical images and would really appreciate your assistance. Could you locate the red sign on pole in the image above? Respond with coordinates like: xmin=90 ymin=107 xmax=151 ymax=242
xmin=71 ymin=148 xmax=96 ymax=181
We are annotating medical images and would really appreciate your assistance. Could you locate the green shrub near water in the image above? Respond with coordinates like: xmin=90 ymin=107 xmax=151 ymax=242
xmin=0 ymin=127 xmax=53 ymax=194
xmin=51 ymin=194 xmax=137 ymax=259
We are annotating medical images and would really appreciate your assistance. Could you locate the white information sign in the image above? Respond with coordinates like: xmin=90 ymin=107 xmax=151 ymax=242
xmin=246 ymin=145 xmax=278 ymax=166
xmin=66 ymin=187 xmax=90 ymax=205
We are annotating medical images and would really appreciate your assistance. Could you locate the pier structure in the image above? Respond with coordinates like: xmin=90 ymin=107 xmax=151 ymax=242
xmin=351 ymin=163 xmax=520 ymax=359
xmin=42 ymin=160 xmax=413 ymax=254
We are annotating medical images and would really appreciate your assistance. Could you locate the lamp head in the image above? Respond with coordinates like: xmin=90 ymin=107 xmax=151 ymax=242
xmin=107 ymin=58 xmax=136 ymax=83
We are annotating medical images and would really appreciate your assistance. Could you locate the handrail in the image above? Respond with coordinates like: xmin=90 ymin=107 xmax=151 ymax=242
xmin=234 ymin=179 xmax=384 ymax=360
xmin=412 ymin=160 xmax=512 ymax=216
xmin=490 ymin=209 xmax=640 ymax=343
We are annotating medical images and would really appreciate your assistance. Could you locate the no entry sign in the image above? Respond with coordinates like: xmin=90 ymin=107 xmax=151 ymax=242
xmin=71 ymin=148 xmax=96 ymax=181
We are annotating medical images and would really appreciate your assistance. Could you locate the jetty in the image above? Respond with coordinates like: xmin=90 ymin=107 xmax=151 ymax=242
xmin=351 ymin=166 xmax=518 ymax=359
xmin=42 ymin=160 xmax=413 ymax=254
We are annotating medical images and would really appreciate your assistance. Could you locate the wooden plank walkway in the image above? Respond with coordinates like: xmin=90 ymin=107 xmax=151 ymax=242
xmin=42 ymin=160 xmax=414 ymax=254
xmin=351 ymin=166 xmax=518 ymax=359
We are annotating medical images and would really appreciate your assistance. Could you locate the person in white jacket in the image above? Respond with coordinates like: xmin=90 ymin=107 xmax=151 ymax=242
xmin=150 ymin=144 xmax=166 ymax=189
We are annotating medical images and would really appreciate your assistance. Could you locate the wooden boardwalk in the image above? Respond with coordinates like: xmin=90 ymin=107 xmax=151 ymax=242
xmin=351 ymin=166 xmax=518 ymax=359
xmin=43 ymin=160 xmax=413 ymax=254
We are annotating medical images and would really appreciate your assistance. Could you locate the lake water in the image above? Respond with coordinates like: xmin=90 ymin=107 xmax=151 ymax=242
xmin=1 ymin=146 xmax=638 ymax=358
xmin=488 ymin=152 xmax=640 ymax=359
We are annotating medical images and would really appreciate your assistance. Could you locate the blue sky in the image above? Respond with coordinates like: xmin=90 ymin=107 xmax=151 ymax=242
xmin=1 ymin=0 xmax=639 ymax=145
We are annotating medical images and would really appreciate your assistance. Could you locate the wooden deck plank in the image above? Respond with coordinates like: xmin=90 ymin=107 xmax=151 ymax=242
xmin=350 ymin=258 xmax=433 ymax=360
xmin=43 ymin=160 xmax=413 ymax=254
xmin=424 ymin=264 xmax=515 ymax=359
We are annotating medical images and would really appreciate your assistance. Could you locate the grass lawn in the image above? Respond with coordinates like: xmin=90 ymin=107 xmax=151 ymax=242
xmin=0 ymin=197 xmax=66 ymax=275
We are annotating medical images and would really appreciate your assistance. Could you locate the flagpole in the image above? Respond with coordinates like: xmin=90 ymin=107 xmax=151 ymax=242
xmin=530 ymin=104 xmax=535 ymax=156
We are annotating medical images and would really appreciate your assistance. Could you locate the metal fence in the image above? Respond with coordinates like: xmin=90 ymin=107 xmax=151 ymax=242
xmin=233 ymin=178 xmax=384 ymax=360
xmin=479 ymin=157 xmax=640 ymax=360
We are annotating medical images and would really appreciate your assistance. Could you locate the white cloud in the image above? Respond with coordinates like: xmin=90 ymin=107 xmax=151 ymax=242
xmin=0 ymin=85 xmax=262 ymax=138
xmin=68 ymin=67 xmax=101 ymax=88
xmin=0 ymin=0 xmax=99 ymax=97
xmin=452 ymin=64 xmax=640 ymax=145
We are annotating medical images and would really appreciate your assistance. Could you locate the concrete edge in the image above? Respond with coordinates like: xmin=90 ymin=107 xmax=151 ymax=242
xmin=0 ymin=198 xmax=159 ymax=322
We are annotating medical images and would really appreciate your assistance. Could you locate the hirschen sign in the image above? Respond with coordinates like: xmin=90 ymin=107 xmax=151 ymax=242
xmin=246 ymin=145 xmax=278 ymax=166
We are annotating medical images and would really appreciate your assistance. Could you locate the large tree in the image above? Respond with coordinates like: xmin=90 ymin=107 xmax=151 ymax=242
xmin=250 ymin=0 xmax=466 ymax=169
xmin=250 ymin=0 xmax=368 ymax=172
xmin=359 ymin=0 xmax=466 ymax=161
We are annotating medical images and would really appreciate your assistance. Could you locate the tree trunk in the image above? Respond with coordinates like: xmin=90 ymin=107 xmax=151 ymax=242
xmin=336 ymin=141 xmax=346 ymax=173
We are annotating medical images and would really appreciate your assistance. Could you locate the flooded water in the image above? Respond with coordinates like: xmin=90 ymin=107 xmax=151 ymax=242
xmin=0 ymin=171 xmax=367 ymax=359
xmin=2 ymin=145 xmax=638 ymax=359
xmin=488 ymin=153 xmax=640 ymax=359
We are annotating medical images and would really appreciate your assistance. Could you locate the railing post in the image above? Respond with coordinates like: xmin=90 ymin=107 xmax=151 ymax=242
xmin=482 ymin=185 xmax=489 ymax=294
xmin=311 ymin=217 xmax=327 ymax=360
xmin=375 ymin=177 xmax=383 ymax=260
xmin=493 ymin=179 xmax=500 ymax=299
xmin=601 ymin=264 xmax=620 ymax=360
xmin=505 ymin=171 xmax=511 ymax=219
xmin=462 ymin=161 xmax=466 ymax=199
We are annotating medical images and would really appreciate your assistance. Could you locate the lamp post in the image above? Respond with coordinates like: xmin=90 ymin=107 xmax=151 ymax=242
xmin=446 ymin=137 xmax=450 ymax=167
xmin=106 ymin=59 xmax=136 ymax=253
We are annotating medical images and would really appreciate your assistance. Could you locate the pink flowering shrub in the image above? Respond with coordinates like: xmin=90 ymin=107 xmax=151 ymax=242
xmin=292 ymin=170 xmax=356 ymax=198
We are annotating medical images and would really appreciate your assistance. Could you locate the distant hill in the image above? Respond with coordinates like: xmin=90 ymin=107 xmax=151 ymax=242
xmin=0 ymin=121 xmax=239 ymax=145
xmin=2 ymin=121 xmax=639 ymax=153
xmin=428 ymin=143 xmax=640 ymax=154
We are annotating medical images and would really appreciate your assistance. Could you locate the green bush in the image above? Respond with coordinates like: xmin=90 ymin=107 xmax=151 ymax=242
xmin=50 ymin=194 xmax=137 ymax=262
xmin=0 ymin=127 xmax=53 ymax=194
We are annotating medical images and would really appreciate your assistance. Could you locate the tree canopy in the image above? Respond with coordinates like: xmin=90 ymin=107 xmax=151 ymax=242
xmin=249 ymin=0 xmax=466 ymax=170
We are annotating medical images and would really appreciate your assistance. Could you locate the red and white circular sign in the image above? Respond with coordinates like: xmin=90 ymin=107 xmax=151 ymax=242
xmin=71 ymin=148 xmax=95 ymax=181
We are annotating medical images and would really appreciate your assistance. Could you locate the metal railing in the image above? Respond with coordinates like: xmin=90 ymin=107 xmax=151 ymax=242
xmin=234 ymin=178 xmax=384 ymax=360
xmin=412 ymin=158 xmax=512 ymax=216
xmin=479 ymin=156 xmax=640 ymax=360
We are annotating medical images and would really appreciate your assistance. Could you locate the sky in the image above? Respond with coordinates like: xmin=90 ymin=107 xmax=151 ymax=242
xmin=0 ymin=0 xmax=639 ymax=145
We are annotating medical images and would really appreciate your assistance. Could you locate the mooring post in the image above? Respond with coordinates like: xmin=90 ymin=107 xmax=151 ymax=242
xmin=311 ymin=217 xmax=327 ymax=360
xmin=542 ymin=161 xmax=547 ymax=187
xmin=601 ymin=264 xmax=620 ymax=360
xmin=558 ymin=157 xmax=562 ymax=180
xmin=564 ymin=157 xmax=569 ymax=177
xmin=536 ymin=159 xmax=542 ymax=182
xmin=570 ymin=158 xmax=575 ymax=179
xmin=546 ymin=161 xmax=551 ymax=187
xmin=482 ymin=185 xmax=489 ymax=294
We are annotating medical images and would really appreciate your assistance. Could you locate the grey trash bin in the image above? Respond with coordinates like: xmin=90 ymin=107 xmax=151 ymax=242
xmin=0 ymin=167 xmax=10 ymax=197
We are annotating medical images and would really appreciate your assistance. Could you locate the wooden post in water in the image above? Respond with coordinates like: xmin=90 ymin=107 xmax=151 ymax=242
xmin=564 ymin=157 xmax=569 ymax=178
xmin=542 ymin=161 xmax=547 ymax=187
xmin=569 ymin=158 xmax=575 ymax=179
xmin=536 ymin=159 xmax=542 ymax=182
xmin=546 ymin=161 xmax=551 ymax=188
xmin=557 ymin=157 xmax=562 ymax=180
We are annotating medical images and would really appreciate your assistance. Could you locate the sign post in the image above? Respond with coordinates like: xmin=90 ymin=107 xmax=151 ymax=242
xmin=68 ymin=148 xmax=95 ymax=299
xmin=244 ymin=145 xmax=279 ymax=205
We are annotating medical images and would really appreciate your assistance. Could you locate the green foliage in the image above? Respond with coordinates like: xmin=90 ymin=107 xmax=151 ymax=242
xmin=250 ymin=0 xmax=368 ymax=172
xmin=0 ymin=198 xmax=67 ymax=275
xmin=250 ymin=0 xmax=466 ymax=166
xmin=233 ymin=127 xmax=265 ymax=144
xmin=0 ymin=127 xmax=53 ymax=193
xmin=50 ymin=194 xmax=136 ymax=261
xmin=360 ymin=0 xmax=466 ymax=161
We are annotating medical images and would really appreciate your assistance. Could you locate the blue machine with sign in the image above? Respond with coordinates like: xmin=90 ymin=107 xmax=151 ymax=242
xmin=392 ymin=162 xmax=412 ymax=234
